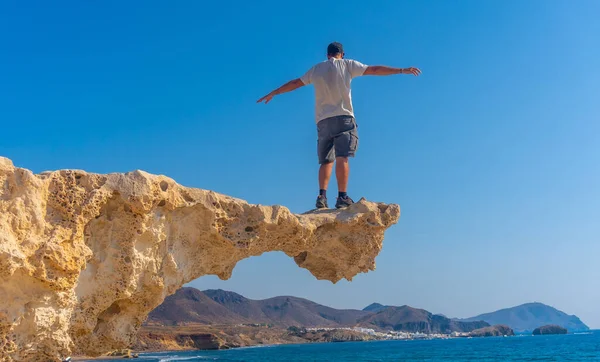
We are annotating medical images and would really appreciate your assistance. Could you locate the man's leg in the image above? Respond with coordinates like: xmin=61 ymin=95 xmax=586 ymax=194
xmin=316 ymin=160 xmax=333 ymax=209
xmin=335 ymin=157 xmax=349 ymax=192
xmin=332 ymin=116 xmax=358 ymax=208
xmin=319 ymin=162 xmax=334 ymax=190
xmin=316 ymin=121 xmax=335 ymax=209
xmin=334 ymin=156 xmax=354 ymax=208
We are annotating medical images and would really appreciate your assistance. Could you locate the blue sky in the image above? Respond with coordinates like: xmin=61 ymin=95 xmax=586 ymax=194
xmin=1 ymin=0 xmax=599 ymax=327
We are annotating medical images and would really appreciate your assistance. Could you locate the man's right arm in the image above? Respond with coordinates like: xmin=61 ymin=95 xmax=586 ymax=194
xmin=363 ymin=66 xmax=421 ymax=76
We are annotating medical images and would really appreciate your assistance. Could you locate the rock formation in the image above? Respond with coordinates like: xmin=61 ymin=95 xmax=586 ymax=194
xmin=468 ymin=324 xmax=514 ymax=337
xmin=0 ymin=157 xmax=399 ymax=361
xmin=532 ymin=325 xmax=568 ymax=335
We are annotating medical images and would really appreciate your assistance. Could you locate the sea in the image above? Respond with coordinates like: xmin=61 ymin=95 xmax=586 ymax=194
xmin=91 ymin=331 xmax=599 ymax=361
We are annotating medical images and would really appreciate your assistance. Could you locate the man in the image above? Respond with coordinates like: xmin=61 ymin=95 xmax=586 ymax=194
xmin=257 ymin=42 xmax=421 ymax=209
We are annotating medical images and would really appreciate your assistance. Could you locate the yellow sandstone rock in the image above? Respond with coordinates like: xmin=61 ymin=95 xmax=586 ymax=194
xmin=0 ymin=157 xmax=399 ymax=361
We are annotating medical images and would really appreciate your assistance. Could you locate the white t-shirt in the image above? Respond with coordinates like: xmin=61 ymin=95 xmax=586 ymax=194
xmin=300 ymin=58 xmax=368 ymax=123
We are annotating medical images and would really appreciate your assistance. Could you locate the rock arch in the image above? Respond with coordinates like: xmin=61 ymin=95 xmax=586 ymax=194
xmin=0 ymin=157 xmax=399 ymax=361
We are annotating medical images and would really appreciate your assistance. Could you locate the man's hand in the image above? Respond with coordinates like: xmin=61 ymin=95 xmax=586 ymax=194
xmin=402 ymin=67 xmax=422 ymax=76
xmin=257 ymin=93 xmax=274 ymax=104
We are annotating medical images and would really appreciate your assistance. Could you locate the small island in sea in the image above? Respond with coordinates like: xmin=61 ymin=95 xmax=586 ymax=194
xmin=533 ymin=325 xmax=568 ymax=335
xmin=468 ymin=325 xmax=514 ymax=337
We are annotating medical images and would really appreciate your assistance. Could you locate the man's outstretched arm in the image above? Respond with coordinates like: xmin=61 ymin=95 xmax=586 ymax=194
xmin=363 ymin=66 xmax=421 ymax=76
xmin=257 ymin=78 xmax=305 ymax=104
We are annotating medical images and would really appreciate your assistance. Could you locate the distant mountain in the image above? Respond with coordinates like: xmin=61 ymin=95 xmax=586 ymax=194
xmin=203 ymin=289 xmax=371 ymax=327
xmin=461 ymin=303 xmax=589 ymax=333
xmin=363 ymin=303 xmax=387 ymax=313
xmin=148 ymin=290 xmax=587 ymax=335
xmin=202 ymin=289 xmax=265 ymax=322
xmin=357 ymin=306 xmax=488 ymax=333
xmin=148 ymin=289 xmax=484 ymax=332
xmin=147 ymin=288 xmax=247 ymax=325
xmin=149 ymin=288 xmax=370 ymax=328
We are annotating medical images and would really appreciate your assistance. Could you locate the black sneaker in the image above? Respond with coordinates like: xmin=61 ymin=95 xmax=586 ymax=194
xmin=335 ymin=195 xmax=354 ymax=209
xmin=315 ymin=195 xmax=329 ymax=209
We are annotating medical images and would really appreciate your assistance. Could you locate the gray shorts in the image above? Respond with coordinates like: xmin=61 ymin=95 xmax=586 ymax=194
xmin=317 ymin=115 xmax=359 ymax=164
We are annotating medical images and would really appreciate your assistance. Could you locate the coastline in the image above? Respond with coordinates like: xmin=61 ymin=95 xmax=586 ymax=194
xmin=70 ymin=328 xmax=524 ymax=361
xmin=71 ymin=331 xmax=600 ymax=361
xmin=66 ymin=332 xmax=599 ymax=362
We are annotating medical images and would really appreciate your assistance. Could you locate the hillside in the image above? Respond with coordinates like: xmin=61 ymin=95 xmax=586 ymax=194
xmin=149 ymin=288 xmax=371 ymax=328
xmin=147 ymin=288 xmax=248 ymax=325
xmin=357 ymin=306 xmax=488 ymax=333
xmin=461 ymin=302 xmax=589 ymax=333
xmin=203 ymin=289 xmax=371 ymax=327
xmin=147 ymin=289 xmax=485 ymax=332
xmin=147 ymin=289 xmax=588 ymax=335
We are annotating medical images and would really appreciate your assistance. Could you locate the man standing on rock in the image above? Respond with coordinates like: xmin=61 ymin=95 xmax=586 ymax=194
xmin=257 ymin=42 xmax=421 ymax=209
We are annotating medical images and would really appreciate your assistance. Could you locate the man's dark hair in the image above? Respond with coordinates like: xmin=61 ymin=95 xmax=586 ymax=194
xmin=327 ymin=42 xmax=344 ymax=56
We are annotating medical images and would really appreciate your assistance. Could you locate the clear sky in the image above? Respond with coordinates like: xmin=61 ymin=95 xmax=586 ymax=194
xmin=1 ymin=1 xmax=599 ymax=327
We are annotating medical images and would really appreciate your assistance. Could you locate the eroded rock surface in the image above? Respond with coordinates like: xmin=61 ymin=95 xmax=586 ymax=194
xmin=0 ymin=157 xmax=399 ymax=361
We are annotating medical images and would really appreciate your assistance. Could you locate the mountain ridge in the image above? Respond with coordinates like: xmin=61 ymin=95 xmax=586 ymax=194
xmin=148 ymin=288 xmax=486 ymax=333
xmin=357 ymin=305 xmax=489 ymax=333
xmin=148 ymin=289 xmax=589 ymax=334
xmin=459 ymin=302 xmax=589 ymax=332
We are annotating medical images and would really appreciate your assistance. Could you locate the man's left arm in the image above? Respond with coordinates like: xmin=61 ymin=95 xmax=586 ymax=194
xmin=256 ymin=78 xmax=305 ymax=104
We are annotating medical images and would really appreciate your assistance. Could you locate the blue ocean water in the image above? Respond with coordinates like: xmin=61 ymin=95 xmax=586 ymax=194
xmin=92 ymin=332 xmax=600 ymax=361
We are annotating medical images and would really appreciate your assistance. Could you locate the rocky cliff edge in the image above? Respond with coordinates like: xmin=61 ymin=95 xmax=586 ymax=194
xmin=0 ymin=157 xmax=399 ymax=361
